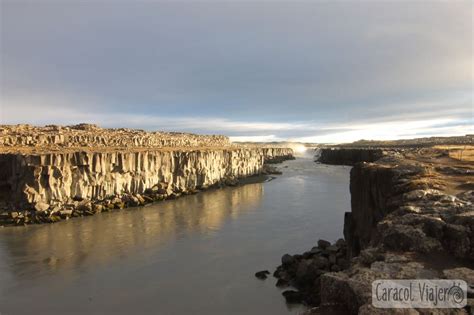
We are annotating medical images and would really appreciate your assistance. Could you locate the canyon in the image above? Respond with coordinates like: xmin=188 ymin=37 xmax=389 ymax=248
xmin=0 ymin=124 xmax=294 ymax=226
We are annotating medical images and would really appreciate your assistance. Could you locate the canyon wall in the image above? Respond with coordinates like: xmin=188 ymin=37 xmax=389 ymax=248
xmin=0 ymin=124 xmax=294 ymax=225
xmin=317 ymin=148 xmax=385 ymax=166
xmin=277 ymin=148 xmax=473 ymax=314
xmin=346 ymin=158 xmax=474 ymax=260
xmin=0 ymin=147 xmax=293 ymax=212
xmin=323 ymin=154 xmax=474 ymax=314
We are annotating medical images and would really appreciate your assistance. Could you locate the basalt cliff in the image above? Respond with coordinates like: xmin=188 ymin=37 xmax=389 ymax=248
xmin=273 ymin=145 xmax=474 ymax=314
xmin=0 ymin=124 xmax=294 ymax=226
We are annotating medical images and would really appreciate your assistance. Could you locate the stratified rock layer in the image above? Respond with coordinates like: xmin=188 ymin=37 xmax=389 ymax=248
xmin=1 ymin=148 xmax=292 ymax=209
xmin=0 ymin=124 xmax=230 ymax=150
xmin=0 ymin=124 xmax=294 ymax=225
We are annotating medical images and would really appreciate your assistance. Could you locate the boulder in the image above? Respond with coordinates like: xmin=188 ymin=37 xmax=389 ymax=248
xmin=255 ymin=270 xmax=270 ymax=280
xmin=282 ymin=290 xmax=304 ymax=304
xmin=34 ymin=202 xmax=50 ymax=212
xmin=281 ymin=254 xmax=296 ymax=268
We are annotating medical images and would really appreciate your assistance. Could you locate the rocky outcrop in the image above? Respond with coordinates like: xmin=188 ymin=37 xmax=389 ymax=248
xmin=346 ymin=158 xmax=474 ymax=260
xmin=317 ymin=148 xmax=385 ymax=166
xmin=273 ymin=239 xmax=350 ymax=306
xmin=271 ymin=149 xmax=474 ymax=314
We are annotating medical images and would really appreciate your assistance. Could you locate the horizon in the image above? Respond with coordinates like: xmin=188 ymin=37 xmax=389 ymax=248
xmin=1 ymin=1 xmax=472 ymax=143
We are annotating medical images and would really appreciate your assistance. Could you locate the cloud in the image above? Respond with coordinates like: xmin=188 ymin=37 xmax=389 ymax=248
xmin=0 ymin=1 xmax=472 ymax=141
xmin=1 ymin=95 xmax=471 ymax=144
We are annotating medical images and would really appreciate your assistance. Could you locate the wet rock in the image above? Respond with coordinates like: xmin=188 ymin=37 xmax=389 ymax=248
xmin=143 ymin=195 xmax=154 ymax=203
xmin=77 ymin=201 xmax=93 ymax=212
xmin=281 ymin=254 xmax=295 ymax=267
xmin=59 ymin=209 xmax=73 ymax=218
xmin=255 ymin=270 xmax=270 ymax=280
xmin=282 ymin=290 xmax=304 ymax=304
xmin=275 ymin=278 xmax=289 ymax=288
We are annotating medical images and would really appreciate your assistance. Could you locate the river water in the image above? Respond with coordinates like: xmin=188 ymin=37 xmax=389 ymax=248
xmin=0 ymin=157 xmax=350 ymax=315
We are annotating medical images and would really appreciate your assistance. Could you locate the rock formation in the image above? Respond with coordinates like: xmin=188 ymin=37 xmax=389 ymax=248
xmin=0 ymin=124 xmax=230 ymax=150
xmin=273 ymin=147 xmax=474 ymax=314
xmin=317 ymin=148 xmax=386 ymax=166
xmin=0 ymin=124 xmax=294 ymax=226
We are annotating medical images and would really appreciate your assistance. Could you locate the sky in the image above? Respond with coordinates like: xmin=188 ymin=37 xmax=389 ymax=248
xmin=0 ymin=1 xmax=472 ymax=143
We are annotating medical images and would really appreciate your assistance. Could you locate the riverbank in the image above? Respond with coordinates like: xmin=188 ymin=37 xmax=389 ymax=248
xmin=272 ymin=146 xmax=474 ymax=314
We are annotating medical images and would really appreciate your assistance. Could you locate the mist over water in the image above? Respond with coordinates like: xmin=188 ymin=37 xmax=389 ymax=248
xmin=0 ymin=157 xmax=350 ymax=314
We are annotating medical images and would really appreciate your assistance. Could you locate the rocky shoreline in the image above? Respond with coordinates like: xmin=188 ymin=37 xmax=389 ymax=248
xmin=0 ymin=125 xmax=294 ymax=227
xmin=261 ymin=146 xmax=474 ymax=314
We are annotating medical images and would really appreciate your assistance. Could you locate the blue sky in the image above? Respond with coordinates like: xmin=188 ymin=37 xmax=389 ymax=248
xmin=1 ymin=1 xmax=472 ymax=143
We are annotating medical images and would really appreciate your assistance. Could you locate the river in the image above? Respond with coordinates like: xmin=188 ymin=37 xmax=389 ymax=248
xmin=0 ymin=156 xmax=350 ymax=315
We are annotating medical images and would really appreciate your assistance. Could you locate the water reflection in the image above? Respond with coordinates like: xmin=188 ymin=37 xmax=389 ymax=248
xmin=0 ymin=158 xmax=350 ymax=315
xmin=0 ymin=183 xmax=263 ymax=283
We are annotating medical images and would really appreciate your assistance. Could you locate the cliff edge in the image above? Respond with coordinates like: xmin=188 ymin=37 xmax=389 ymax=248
xmin=272 ymin=146 xmax=474 ymax=314
xmin=0 ymin=124 xmax=294 ymax=226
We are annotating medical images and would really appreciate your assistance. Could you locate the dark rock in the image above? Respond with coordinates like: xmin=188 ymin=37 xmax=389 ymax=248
xmin=276 ymin=278 xmax=289 ymax=287
xmin=335 ymin=238 xmax=346 ymax=248
xmin=281 ymin=254 xmax=295 ymax=267
xmin=273 ymin=266 xmax=284 ymax=278
xmin=336 ymin=257 xmax=350 ymax=270
xmin=309 ymin=247 xmax=322 ymax=255
xmin=282 ymin=290 xmax=304 ymax=304
xmin=382 ymin=224 xmax=424 ymax=251
xmin=302 ymin=251 xmax=314 ymax=259
xmin=255 ymin=270 xmax=270 ymax=280
xmin=317 ymin=239 xmax=331 ymax=249
xmin=328 ymin=253 xmax=337 ymax=265
xmin=359 ymin=248 xmax=385 ymax=266
xmin=311 ymin=256 xmax=329 ymax=270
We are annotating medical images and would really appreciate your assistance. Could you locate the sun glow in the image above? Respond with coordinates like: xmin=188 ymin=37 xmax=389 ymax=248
xmin=294 ymin=145 xmax=307 ymax=154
